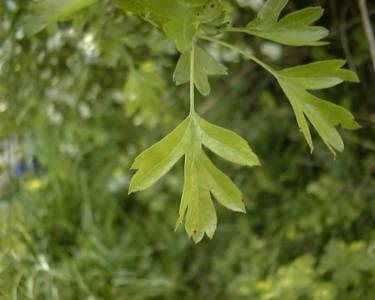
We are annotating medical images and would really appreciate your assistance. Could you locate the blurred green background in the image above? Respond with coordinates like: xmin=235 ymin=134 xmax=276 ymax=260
xmin=1 ymin=0 xmax=374 ymax=299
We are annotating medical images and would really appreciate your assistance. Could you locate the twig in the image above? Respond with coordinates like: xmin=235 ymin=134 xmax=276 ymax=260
xmin=330 ymin=7 xmax=375 ymax=37
xmin=340 ymin=5 xmax=357 ymax=73
xmin=358 ymin=0 xmax=375 ymax=73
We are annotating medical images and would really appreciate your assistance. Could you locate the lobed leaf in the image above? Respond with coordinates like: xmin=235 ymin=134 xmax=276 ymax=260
xmin=278 ymin=77 xmax=360 ymax=154
xmin=177 ymin=152 xmax=217 ymax=243
xmin=131 ymin=114 xmax=259 ymax=242
xmin=278 ymin=60 xmax=359 ymax=90
xmin=243 ymin=4 xmax=328 ymax=46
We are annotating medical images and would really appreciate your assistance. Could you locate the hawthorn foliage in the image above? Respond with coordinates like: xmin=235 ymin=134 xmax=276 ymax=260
xmin=24 ymin=0 xmax=360 ymax=242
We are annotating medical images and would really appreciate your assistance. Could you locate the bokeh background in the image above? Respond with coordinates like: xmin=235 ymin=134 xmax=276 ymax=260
xmin=1 ymin=0 xmax=374 ymax=299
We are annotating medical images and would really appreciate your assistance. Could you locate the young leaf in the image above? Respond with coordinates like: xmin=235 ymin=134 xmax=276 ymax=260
xmin=239 ymin=2 xmax=329 ymax=46
xmin=276 ymin=61 xmax=360 ymax=154
xmin=174 ymin=46 xmax=227 ymax=95
xmin=23 ymin=0 xmax=97 ymax=36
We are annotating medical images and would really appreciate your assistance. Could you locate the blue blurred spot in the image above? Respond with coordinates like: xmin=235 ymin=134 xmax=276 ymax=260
xmin=14 ymin=160 xmax=27 ymax=178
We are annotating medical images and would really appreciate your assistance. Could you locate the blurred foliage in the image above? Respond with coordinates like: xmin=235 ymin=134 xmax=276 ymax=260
xmin=0 ymin=0 xmax=374 ymax=299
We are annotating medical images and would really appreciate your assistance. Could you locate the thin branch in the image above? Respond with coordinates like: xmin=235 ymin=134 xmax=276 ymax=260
xmin=340 ymin=5 xmax=357 ymax=73
xmin=190 ymin=43 xmax=195 ymax=114
xmin=358 ymin=0 xmax=375 ymax=73
xmin=200 ymin=36 xmax=277 ymax=77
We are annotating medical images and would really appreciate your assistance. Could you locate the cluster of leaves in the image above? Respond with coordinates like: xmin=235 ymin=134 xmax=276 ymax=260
xmin=22 ymin=0 xmax=361 ymax=242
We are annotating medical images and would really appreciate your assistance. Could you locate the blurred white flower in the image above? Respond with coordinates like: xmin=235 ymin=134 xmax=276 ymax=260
xmin=46 ymin=104 xmax=63 ymax=125
xmin=79 ymin=102 xmax=92 ymax=119
xmin=260 ymin=42 xmax=283 ymax=61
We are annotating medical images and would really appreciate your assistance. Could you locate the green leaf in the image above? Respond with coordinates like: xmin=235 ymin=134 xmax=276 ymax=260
xmin=198 ymin=116 xmax=260 ymax=166
xmin=124 ymin=64 xmax=166 ymax=120
xmin=243 ymin=5 xmax=328 ymax=46
xmin=177 ymin=151 xmax=217 ymax=243
xmin=23 ymin=0 xmax=97 ymax=36
xmin=129 ymin=118 xmax=189 ymax=193
xmin=163 ymin=15 xmax=197 ymax=52
xmin=115 ymin=0 xmax=145 ymax=14
xmin=130 ymin=114 xmax=259 ymax=242
xmin=250 ymin=0 xmax=288 ymax=27
xmin=195 ymin=0 xmax=225 ymax=23
xmin=173 ymin=51 xmax=190 ymax=85
xmin=277 ymin=60 xmax=359 ymax=90
xmin=320 ymin=240 xmax=369 ymax=289
xmin=276 ymin=61 xmax=360 ymax=154
xmin=181 ymin=0 xmax=207 ymax=6
xmin=145 ymin=0 xmax=188 ymax=20
xmin=197 ymin=152 xmax=245 ymax=213
xmin=174 ymin=46 xmax=227 ymax=95
xmin=116 ymin=0 xmax=195 ymax=22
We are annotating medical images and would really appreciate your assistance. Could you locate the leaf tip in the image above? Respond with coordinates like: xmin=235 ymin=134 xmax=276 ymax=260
xmin=252 ymin=157 xmax=262 ymax=167
xmin=309 ymin=144 xmax=314 ymax=154
xmin=351 ymin=74 xmax=361 ymax=83
xmin=191 ymin=230 xmax=204 ymax=243
xmin=128 ymin=179 xmax=138 ymax=194
xmin=174 ymin=218 xmax=183 ymax=232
